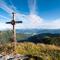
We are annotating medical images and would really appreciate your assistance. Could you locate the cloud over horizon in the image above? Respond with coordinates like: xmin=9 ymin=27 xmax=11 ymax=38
xmin=0 ymin=13 xmax=60 ymax=30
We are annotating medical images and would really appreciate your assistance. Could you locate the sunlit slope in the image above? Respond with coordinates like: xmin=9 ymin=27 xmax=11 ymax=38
xmin=16 ymin=42 xmax=60 ymax=60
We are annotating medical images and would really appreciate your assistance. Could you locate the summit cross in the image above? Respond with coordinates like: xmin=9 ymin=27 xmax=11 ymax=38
xmin=6 ymin=12 xmax=22 ymax=53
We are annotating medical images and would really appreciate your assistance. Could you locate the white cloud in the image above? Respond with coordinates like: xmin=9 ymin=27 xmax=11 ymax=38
xmin=0 ymin=22 xmax=12 ymax=30
xmin=0 ymin=1 xmax=14 ymax=14
xmin=15 ymin=14 xmax=60 ymax=29
xmin=0 ymin=13 xmax=60 ymax=30
xmin=43 ymin=19 xmax=60 ymax=29
xmin=0 ymin=15 xmax=10 ymax=20
xmin=15 ymin=13 xmax=43 ymax=29
xmin=28 ymin=0 xmax=36 ymax=14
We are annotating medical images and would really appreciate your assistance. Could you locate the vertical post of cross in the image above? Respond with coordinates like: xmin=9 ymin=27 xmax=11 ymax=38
xmin=12 ymin=12 xmax=16 ymax=53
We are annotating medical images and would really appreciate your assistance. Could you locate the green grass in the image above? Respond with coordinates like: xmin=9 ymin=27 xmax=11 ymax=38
xmin=16 ymin=33 xmax=31 ymax=39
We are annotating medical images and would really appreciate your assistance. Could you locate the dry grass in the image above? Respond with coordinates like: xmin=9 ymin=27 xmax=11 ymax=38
xmin=0 ymin=42 xmax=60 ymax=60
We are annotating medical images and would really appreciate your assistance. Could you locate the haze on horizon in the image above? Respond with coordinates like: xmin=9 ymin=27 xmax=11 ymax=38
xmin=0 ymin=0 xmax=60 ymax=30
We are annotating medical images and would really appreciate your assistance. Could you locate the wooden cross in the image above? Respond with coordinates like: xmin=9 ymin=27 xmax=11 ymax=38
xmin=6 ymin=12 xmax=22 ymax=53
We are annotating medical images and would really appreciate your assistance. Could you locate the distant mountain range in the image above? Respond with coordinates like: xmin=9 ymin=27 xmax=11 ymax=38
xmin=17 ymin=33 xmax=60 ymax=46
xmin=16 ymin=29 xmax=60 ymax=34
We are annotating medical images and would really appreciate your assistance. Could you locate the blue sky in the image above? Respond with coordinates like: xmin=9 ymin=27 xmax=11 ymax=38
xmin=0 ymin=0 xmax=60 ymax=30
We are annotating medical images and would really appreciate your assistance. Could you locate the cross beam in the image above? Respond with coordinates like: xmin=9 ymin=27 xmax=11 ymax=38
xmin=6 ymin=12 xmax=22 ymax=53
